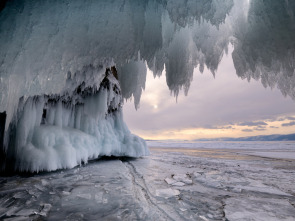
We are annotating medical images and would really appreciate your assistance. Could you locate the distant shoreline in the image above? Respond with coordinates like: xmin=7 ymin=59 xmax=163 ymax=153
xmin=145 ymin=133 xmax=295 ymax=142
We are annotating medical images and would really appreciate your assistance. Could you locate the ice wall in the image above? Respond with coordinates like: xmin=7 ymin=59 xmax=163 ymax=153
xmin=232 ymin=0 xmax=295 ymax=99
xmin=2 ymin=68 xmax=148 ymax=172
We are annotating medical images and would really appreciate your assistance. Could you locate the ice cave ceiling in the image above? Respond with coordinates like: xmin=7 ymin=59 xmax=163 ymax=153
xmin=1 ymin=0 xmax=294 ymax=113
xmin=0 ymin=0 xmax=295 ymax=172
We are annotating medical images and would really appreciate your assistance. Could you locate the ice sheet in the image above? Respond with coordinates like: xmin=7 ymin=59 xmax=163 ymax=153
xmin=1 ymin=145 xmax=295 ymax=220
xmin=244 ymin=151 xmax=295 ymax=160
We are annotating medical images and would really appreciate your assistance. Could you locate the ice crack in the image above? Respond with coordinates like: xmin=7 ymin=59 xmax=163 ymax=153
xmin=122 ymin=160 xmax=177 ymax=221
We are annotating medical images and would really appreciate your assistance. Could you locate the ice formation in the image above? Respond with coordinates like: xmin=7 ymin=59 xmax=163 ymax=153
xmin=0 ymin=0 xmax=295 ymax=172
xmin=0 ymin=0 xmax=234 ymax=172
xmin=232 ymin=0 xmax=295 ymax=99
xmin=0 ymin=0 xmax=234 ymax=118
xmin=2 ymin=68 xmax=148 ymax=172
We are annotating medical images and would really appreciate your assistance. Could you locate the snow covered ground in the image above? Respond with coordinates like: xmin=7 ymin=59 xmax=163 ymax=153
xmin=0 ymin=141 xmax=295 ymax=220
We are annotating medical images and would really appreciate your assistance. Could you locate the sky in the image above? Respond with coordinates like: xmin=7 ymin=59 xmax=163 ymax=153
xmin=123 ymin=48 xmax=295 ymax=140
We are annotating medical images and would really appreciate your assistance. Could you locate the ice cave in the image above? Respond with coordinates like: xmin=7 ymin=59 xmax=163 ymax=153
xmin=1 ymin=1 xmax=295 ymax=220
xmin=1 ymin=0 xmax=295 ymax=173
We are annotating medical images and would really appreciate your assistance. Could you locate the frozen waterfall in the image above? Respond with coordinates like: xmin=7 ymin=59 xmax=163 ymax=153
xmin=1 ymin=68 xmax=148 ymax=172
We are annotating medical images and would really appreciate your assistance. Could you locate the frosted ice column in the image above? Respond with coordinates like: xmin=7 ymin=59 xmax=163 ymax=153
xmin=1 ymin=69 xmax=149 ymax=172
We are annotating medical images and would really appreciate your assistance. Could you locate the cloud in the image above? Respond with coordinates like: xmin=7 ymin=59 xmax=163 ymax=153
xmin=238 ymin=121 xmax=268 ymax=126
xmin=254 ymin=127 xmax=266 ymax=131
xmin=281 ymin=121 xmax=295 ymax=127
xmin=268 ymin=116 xmax=295 ymax=122
xmin=270 ymin=126 xmax=279 ymax=129
xmin=268 ymin=117 xmax=283 ymax=122
xmin=220 ymin=125 xmax=235 ymax=130
xmin=242 ymin=129 xmax=253 ymax=132
xmin=202 ymin=125 xmax=235 ymax=130
xmin=124 ymin=49 xmax=295 ymax=139
xmin=273 ymin=116 xmax=295 ymax=122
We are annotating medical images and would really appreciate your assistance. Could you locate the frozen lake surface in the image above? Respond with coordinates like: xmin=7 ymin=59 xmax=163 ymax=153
xmin=1 ymin=141 xmax=295 ymax=220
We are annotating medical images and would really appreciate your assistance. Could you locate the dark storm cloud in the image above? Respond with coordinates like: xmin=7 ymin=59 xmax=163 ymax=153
xmin=281 ymin=121 xmax=295 ymax=127
xmin=237 ymin=121 xmax=268 ymax=126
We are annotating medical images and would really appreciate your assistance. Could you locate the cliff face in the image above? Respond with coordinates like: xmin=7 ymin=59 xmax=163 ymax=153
xmin=1 ymin=67 xmax=148 ymax=173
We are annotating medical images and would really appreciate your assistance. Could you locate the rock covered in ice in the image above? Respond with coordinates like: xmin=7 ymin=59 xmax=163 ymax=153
xmin=1 ymin=68 xmax=149 ymax=172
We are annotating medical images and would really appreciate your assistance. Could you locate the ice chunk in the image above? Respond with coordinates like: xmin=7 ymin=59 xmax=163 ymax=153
xmin=77 ymin=194 xmax=92 ymax=200
xmin=95 ymin=192 xmax=103 ymax=203
xmin=62 ymin=191 xmax=71 ymax=196
xmin=156 ymin=188 xmax=180 ymax=198
xmin=15 ymin=209 xmax=37 ymax=216
xmin=164 ymin=178 xmax=177 ymax=185
xmin=172 ymin=174 xmax=192 ymax=185
xmin=171 ymin=182 xmax=185 ymax=187
xmin=199 ymin=215 xmax=209 ymax=221
xmin=39 ymin=204 xmax=52 ymax=217
xmin=180 ymin=208 xmax=187 ymax=212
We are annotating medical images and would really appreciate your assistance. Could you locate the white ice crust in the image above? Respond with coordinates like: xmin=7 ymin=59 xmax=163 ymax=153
xmin=4 ymin=72 xmax=148 ymax=172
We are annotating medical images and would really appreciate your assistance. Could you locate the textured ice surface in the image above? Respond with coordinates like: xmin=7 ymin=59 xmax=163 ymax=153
xmin=147 ymin=140 xmax=295 ymax=150
xmin=225 ymin=197 xmax=295 ymax=221
xmin=232 ymin=1 xmax=295 ymax=99
xmin=155 ymin=188 xmax=180 ymax=198
xmin=1 ymin=143 xmax=295 ymax=220
xmin=244 ymin=151 xmax=295 ymax=160
xmin=1 ymin=70 xmax=148 ymax=172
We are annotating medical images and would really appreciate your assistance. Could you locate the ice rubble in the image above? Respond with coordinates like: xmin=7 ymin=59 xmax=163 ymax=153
xmin=2 ymin=68 xmax=148 ymax=172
